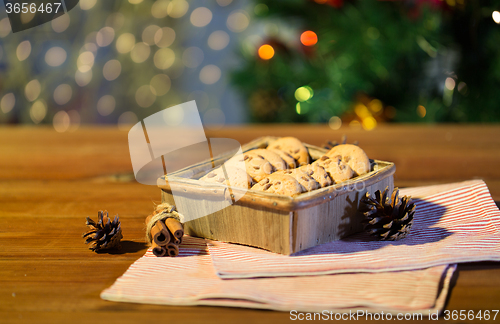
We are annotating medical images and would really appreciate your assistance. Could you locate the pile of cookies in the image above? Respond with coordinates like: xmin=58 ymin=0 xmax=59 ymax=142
xmin=200 ymin=137 xmax=370 ymax=197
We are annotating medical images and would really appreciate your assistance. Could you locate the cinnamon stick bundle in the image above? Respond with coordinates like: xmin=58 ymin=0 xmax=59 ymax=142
xmin=146 ymin=213 xmax=184 ymax=257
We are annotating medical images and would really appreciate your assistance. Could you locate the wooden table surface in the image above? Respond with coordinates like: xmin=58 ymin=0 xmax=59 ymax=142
xmin=1 ymin=124 xmax=500 ymax=323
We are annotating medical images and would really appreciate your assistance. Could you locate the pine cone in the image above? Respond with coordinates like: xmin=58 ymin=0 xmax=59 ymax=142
xmin=360 ymin=187 xmax=415 ymax=240
xmin=83 ymin=211 xmax=123 ymax=251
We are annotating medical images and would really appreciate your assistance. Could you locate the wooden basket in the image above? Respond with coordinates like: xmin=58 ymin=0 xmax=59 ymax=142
xmin=158 ymin=137 xmax=395 ymax=255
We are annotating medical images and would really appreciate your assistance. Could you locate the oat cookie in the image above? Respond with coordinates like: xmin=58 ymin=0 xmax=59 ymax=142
xmin=275 ymin=169 xmax=320 ymax=192
xmin=296 ymin=164 xmax=332 ymax=188
xmin=246 ymin=149 xmax=288 ymax=171
xmin=268 ymin=149 xmax=297 ymax=169
xmin=325 ymin=144 xmax=370 ymax=176
xmin=200 ymin=166 xmax=254 ymax=189
xmin=267 ymin=137 xmax=310 ymax=166
xmin=313 ymin=155 xmax=354 ymax=184
xmin=251 ymin=173 xmax=303 ymax=197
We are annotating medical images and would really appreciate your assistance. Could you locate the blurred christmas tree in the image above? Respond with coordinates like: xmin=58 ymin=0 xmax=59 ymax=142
xmin=232 ymin=0 xmax=500 ymax=126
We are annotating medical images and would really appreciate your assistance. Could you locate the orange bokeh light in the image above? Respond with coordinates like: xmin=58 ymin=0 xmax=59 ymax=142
xmin=300 ymin=31 xmax=318 ymax=46
xmin=258 ymin=44 xmax=275 ymax=60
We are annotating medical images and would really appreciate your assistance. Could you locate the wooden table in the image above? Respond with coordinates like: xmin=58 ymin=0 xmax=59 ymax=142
xmin=1 ymin=125 xmax=500 ymax=323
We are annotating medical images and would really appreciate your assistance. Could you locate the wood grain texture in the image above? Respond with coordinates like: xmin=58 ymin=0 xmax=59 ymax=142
xmin=1 ymin=125 xmax=500 ymax=323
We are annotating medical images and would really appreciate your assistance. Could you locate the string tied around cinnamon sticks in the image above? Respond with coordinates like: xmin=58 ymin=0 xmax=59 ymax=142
xmin=145 ymin=203 xmax=185 ymax=257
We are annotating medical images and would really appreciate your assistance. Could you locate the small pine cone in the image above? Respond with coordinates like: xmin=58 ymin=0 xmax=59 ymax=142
xmin=359 ymin=187 xmax=415 ymax=241
xmin=83 ymin=211 xmax=123 ymax=251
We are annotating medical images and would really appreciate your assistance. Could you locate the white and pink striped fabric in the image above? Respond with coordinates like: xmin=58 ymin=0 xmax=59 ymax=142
xmin=209 ymin=180 xmax=500 ymax=278
xmin=101 ymin=236 xmax=456 ymax=313
xmin=101 ymin=180 xmax=498 ymax=313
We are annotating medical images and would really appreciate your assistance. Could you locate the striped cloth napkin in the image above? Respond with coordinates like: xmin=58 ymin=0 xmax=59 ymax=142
xmin=101 ymin=236 xmax=456 ymax=313
xmin=208 ymin=180 xmax=500 ymax=278
xmin=101 ymin=180 xmax=498 ymax=313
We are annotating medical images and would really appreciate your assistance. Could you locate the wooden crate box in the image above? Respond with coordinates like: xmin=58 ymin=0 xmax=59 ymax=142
xmin=158 ymin=137 xmax=395 ymax=255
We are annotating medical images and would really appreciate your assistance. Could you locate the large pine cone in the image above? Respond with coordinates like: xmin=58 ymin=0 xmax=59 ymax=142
xmin=360 ymin=187 xmax=415 ymax=240
xmin=83 ymin=211 xmax=123 ymax=251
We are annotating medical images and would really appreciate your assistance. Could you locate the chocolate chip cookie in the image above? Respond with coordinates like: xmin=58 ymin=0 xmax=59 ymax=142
xmin=251 ymin=173 xmax=303 ymax=196
xmin=267 ymin=137 xmax=310 ymax=166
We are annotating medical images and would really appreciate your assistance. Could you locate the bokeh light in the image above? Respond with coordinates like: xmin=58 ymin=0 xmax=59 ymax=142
xmin=199 ymin=65 xmax=221 ymax=84
xmin=0 ymin=18 xmax=11 ymax=38
xmin=97 ymin=95 xmax=116 ymax=116
xmin=135 ymin=85 xmax=156 ymax=108
xmin=130 ymin=42 xmax=151 ymax=63
xmin=52 ymin=14 xmax=70 ymax=33
xmin=53 ymin=111 xmax=71 ymax=133
xmin=227 ymin=10 xmax=250 ymax=33
xmin=493 ymin=11 xmax=500 ymax=24
xmin=142 ymin=25 xmax=161 ymax=45
xmin=167 ymin=0 xmax=189 ymax=18
xmin=369 ymin=99 xmax=383 ymax=113
xmin=30 ymin=100 xmax=47 ymax=124
xmin=83 ymin=42 xmax=98 ymax=54
xmin=254 ymin=4 xmax=269 ymax=16
xmin=103 ymin=59 xmax=122 ymax=81
xmin=1 ymin=93 xmax=15 ymax=114
xmin=129 ymin=0 xmax=144 ymax=4
xmin=300 ymin=31 xmax=318 ymax=46
xmin=203 ymin=108 xmax=226 ymax=130
xmin=182 ymin=47 xmax=204 ymax=68
xmin=208 ymin=30 xmax=230 ymax=50
xmin=445 ymin=77 xmax=456 ymax=90
xmin=77 ymin=51 xmax=95 ymax=72
xmin=151 ymin=0 xmax=169 ymax=18
xmin=80 ymin=0 xmax=97 ymax=10
xmin=25 ymin=79 xmax=41 ymax=102
xmin=190 ymin=7 xmax=213 ymax=27
xmin=106 ymin=13 xmax=124 ymax=29
xmin=154 ymin=27 xmax=176 ymax=48
xmin=75 ymin=69 xmax=92 ymax=87
xmin=118 ymin=111 xmax=138 ymax=131
xmin=45 ymin=47 xmax=67 ymax=67
xmin=367 ymin=27 xmax=380 ymax=40
xmin=354 ymin=103 xmax=370 ymax=119
xmin=116 ymin=33 xmax=136 ymax=53
xmin=385 ymin=106 xmax=396 ymax=119
xmin=295 ymin=102 xmax=302 ymax=114
xmin=96 ymin=27 xmax=115 ymax=47
xmin=417 ymin=105 xmax=426 ymax=118
xmin=16 ymin=41 xmax=31 ymax=61
xmin=361 ymin=116 xmax=377 ymax=130
xmin=154 ymin=48 xmax=176 ymax=70
xmin=458 ymin=82 xmax=468 ymax=95
xmin=329 ymin=116 xmax=342 ymax=130
xmin=150 ymin=74 xmax=171 ymax=96
xmin=53 ymin=84 xmax=72 ymax=105
xmin=20 ymin=11 xmax=35 ymax=24
xmin=294 ymin=86 xmax=313 ymax=102
xmin=258 ymin=44 xmax=274 ymax=60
